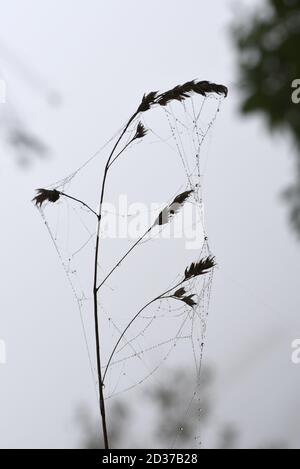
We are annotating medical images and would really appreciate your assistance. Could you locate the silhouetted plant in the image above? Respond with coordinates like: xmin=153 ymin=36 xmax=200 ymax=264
xmin=77 ymin=401 xmax=130 ymax=449
xmin=102 ymin=255 xmax=216 ymax=383
xmin=34 ymin=79 xmax=227 ymax=448
xmin=78 ymin=367 xmax=214 ymax=449
xmin=33 ymin=189 xmax=60 ymax=207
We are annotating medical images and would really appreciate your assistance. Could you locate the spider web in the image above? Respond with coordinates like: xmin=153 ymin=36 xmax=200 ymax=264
xmin=37 ymin=91 xmax=225 ymax=448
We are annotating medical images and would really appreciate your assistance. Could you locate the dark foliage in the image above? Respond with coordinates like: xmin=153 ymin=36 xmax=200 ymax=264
xmin=173 ymin=287 xmax=186 ymax=298
xmin=181 ymin=294 xmax=197 ymax=307
xmin=172 ymin=288 xmax=197 ymax=308
xmin=172 ymin=189 xmax=194 ymax=205
xmin=137 ymin=91 xmax=158 ymax=112
xmin=184 ymin=255 xmax=216 ymax=280
xmin=137 ymin=80 xmax=228 ymax=114
xmin=284 ymin=166 xmax=300 ymax=234
xmin=232 ymin=0 xmax=300 ymax=237
xmin=133 ymin=122 xmax=148 ymax=140
xmin=32 ymin=188 xmax=60 ymax=207
xmin=155 ymin=190 xmax=193 ymax=226
xmin=145 ymin=368 xmax=213 ymax=445
xmin=157 ymin=80 xmax=228 ymax=106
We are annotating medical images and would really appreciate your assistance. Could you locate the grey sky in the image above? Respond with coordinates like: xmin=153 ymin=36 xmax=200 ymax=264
xmin=0 ymin=0 xmax=300 ymax=449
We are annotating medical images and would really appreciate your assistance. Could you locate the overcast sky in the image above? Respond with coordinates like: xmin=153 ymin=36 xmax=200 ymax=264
xmin=0 ymin=0 xmax=300 ymax=449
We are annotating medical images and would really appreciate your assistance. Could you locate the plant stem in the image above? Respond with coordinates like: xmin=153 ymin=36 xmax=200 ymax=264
xmin=97 ymin=226 xmax=152 ymax=292
xmin=59 ymin=191 xmax=99 ymax=218
xmin=107 ymin=137 xmax=135 ymax=169
xmin=92 ymin=111 xmax=138 ymax=449
xmin=102 ymin=279 xmax=184 ymax=382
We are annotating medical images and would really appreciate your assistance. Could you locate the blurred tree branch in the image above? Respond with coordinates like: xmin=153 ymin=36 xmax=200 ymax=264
xmin=232 ymin=0 xmax=300 ymax=237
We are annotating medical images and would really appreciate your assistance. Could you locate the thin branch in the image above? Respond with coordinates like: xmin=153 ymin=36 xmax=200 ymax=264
xmin=97 ymin=226 xmax=152 ymax=292
xmin=58 ymin=191 xmax=99 ymax=218
xmin=97 ymin=189 xmax=194 ymax=291
xmin=102 ymin=297 xmax=157 ymax=383
xmin=102 ymin=279 xmax=184 ymax=383
xmin=102 ymin=253 xmax=214 ymax=382
xmin=107 ymin=137 xmax=135 ymax=169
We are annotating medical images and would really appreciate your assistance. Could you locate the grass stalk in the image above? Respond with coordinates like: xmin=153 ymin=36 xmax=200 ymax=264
xmin=92 ymin=111 xmax=138 ymax=449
